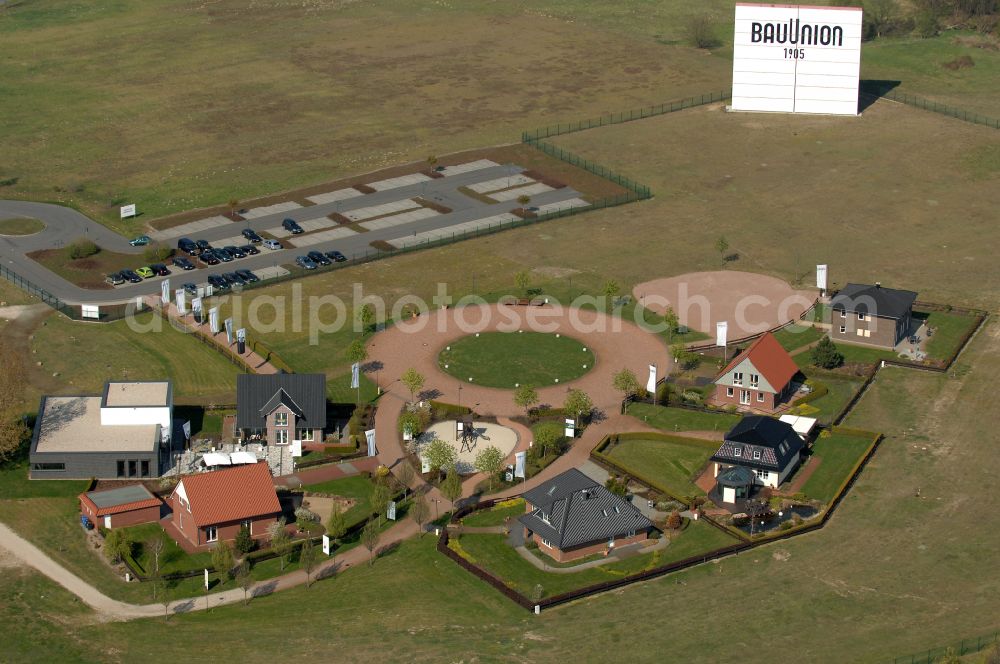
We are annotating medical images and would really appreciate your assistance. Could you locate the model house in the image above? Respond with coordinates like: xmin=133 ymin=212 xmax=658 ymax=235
xmin=518 ymin=468 xmax=654 ymax=563
xmin=830 ymin=282 xmax=917 ymax=349
xmin=168 ymin=462 xmax=281 ymax=549
xmin=29 ymin=381 xmax=173 ymax=480
xmin=236 ymin=373 xmax=327 ymax=445
xmin=713 ymin=331 xmax=799 ymax=412
xmin=79 ymin=484 xmax=163 ymax=529
xmin=710 ymin=415 xmax=804 ymax=502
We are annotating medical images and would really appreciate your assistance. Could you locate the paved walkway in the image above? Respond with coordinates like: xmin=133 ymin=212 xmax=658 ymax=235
xmin=276 ymin=456 xmax=379 ymax=488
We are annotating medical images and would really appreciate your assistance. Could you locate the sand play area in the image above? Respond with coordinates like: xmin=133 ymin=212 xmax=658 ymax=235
xmin=416 ymin=420 xmax=519 ymax=473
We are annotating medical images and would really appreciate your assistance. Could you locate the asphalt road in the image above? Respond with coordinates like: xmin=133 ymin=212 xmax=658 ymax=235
xmin=0 ymin=164 xmax=585 ymax=305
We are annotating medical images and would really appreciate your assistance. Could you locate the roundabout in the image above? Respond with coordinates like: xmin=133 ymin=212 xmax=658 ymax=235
xmin=438 ymin=331 xmax=594 ymax=388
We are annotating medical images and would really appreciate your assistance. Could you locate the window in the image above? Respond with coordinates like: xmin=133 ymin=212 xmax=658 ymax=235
xmin=241 ymin=519 xmax=252 ymax=534
xmin=863 ymin=329 xmax=871 ymax=338
xmin=858 ymin=312 xmax=866 ymax=321
xmin=275 ymin=429 xmax=289 ymax=445
xmin=839 ymin=325 xmax=846 ymax=333
xmin=299 ymin=429 xmax=314 ymax=442
xmin=274 ymin=412 xmax=288 ymax=427
xmin=117 ymin=461 xmax=126 ymax=478
xmin=626 ymin=530 xmax=636 ymax=538
xmin=541 ymin=538 xmax=552 ymax=547
xmin=753 ymin=449 xmax=761 ymax=460
xmin=755 ymin=469 xmax=770 ymax=481
xmin=205 ymin=526 xmax=218 ymax=543
xmin=840 ymin=309 xmax=846 ymax=319
xmin=734 ymin=448 xmax=742 ymax=458
xmin=733 ymin=372 xmax=743 ymax=386
xmin=726 ymin=387 xmax=734 ymax=397
xmin=32 ymin=462 xmax=65 ymax=471
xmin=140 ymin=460 xmax=150 ymax=477
xmin=127 ymin=460 xmax=137 ymax=477
xmin=750 ymin=374 xmax=759 ymax=388
xmin=757 ymin=392 xmax=765 ymax=402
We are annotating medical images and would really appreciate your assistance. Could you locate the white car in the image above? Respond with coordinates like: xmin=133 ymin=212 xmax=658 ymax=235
xmin=263 ymin=239 xmax=283 ymax=250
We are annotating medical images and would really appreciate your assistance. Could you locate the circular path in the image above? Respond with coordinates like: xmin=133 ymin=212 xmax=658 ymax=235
xmin=633 ymin=270 xmax=816 ymax=339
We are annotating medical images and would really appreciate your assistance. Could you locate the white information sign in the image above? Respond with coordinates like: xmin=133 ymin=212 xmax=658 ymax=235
xmin=81 ymin=304 xmax=100 ymax=319
xmin=732 ymin=4 xmax=863 ymax=115
xmin=120 ymin=204 xmax=136 ymax=219
xmin=322 ymin=534 xmax=331 ymax=556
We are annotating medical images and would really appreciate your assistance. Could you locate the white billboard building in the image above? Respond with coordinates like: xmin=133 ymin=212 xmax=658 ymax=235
xmin=731 ymin=4 xmax=863 ymax=116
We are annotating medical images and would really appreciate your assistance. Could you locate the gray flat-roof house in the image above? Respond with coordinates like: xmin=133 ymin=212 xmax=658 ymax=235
xmin=709 ymin=416 xmax=804 ymax=502
xmin=518 ymin=468 xmax=654 ymax=563
xmin=30 ymin=381 xmax=173 ymax=480
xmin=236 ymin=374 xmax=327 ymax=446
xmin=830 ymin=282 xmax=918 ymax=349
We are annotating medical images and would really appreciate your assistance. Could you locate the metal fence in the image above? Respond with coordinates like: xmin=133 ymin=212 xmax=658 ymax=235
xmin=522 ymin=90 xmax=732 ymax=140
xmin=892 ymin=630 xmax=999 ymax=663
xmin=521 ymin=138 xmax=652 ymax=199
xmin=861 ymin=82 xmax=1000 ymax=130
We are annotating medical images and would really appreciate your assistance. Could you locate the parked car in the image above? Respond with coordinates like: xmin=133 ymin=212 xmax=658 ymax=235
xmin=235 ymin=269 xmax=259 ymax=284
xmin=201 ymin=249 xmax=221 ymax=266
xmin=295 ymin=255 xmax=317 ymax=270
xmin=177 ymin=238 xmax=199 ymax=256
xmin=129 ymin=235 xmax=151 ymax=247
xmin=195 ymin=239 xmax=213 ymax=253
xmin=221 ymin=272 xmax=243 ymax=286
xmin=240 ymin=243 xmax=259 ymax=256
xmin=307 ymin=250 xmax=331 ymax=266
xmin=149 ymin=263 xmax=170 ymax=277
xmin=223 ymin=245 xmax=245 ymax=259
xmin=105 ymin=272 xmax=125 ymax=286
xmin=183 ymin=282 xmax=198 ymax=296
xmin=207 ymin=274 xmax=229 ymax=291
xmin=263 ymin=239 xmax=283 ymax=251
xmin=282 ymin=218 xmax=304 ymax=235
xmin=324 ymin=250 xmax=348 ymax=263
xmin=121 ymin=269 xmax=143 ymax=284
xmin=241 ymin=228 xmax=263 ymax=243
xmin=135 ymin=266 xmax=155 ymax=279
xmin=172 ymin=256 xmax=196 ymax=271
xmin=215 ymin=248 xmax=234 ymax=263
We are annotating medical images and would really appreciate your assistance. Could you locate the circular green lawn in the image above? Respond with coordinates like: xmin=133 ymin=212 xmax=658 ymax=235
xmin=438 ymin=331 xmax=594 ymax=388
xmin=0 ymin=217 xmax=45 ymax=236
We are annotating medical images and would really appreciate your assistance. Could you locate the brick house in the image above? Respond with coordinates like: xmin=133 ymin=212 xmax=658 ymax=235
xmin=830 ymin=282 xmax=917 ymax=349
xmin=518 ymin=468 xmax=654 ymax=563
xmin=236 ymin=374 xmax=327 ymax=446
xmin=79 ymin=484 xmax=163 ymax=529
xmin=709 ymin=416 xmax=805 ymax=500
xmin=168 ymin=462 xmax=281 ymax=549
xmin=714 ymin=331 xmax=799 ymax=412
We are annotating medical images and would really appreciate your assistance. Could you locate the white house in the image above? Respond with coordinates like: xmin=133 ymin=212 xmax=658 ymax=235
xmin=710 ymin=415 xmax=804 ymax=491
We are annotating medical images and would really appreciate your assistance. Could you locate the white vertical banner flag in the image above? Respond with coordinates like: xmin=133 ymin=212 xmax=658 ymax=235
xmin=646 ymin=363 xmax=657 ymax=393
xmin=224 ymin=318 xmax=234 ymax=345
xmin=387 ymin=501 xmax=397 ymax=521
xmin=322 ymin=535 xmax=331 ymax=556
xmin=514 ymin=451 xmax=526 ymax=478
xmin=716 ymin=321 xmax=728 ymax=348
xmin=420 ymin=455 xmax=431 ymax=473
xmin=161 ymin=278 xmax=170 ymax=305
xmin=191 ymin=297 xmax=203 ymax=320
xmin=816 ymin=264 xmax=828 ymax=291
xmin=209 ymin=307 xmax=220 ymax=335
xmin=351 ymin=362 xmax=360 ymax=389
xmin=365 ymin=428 xmax=377 ymax=457
xmin=175 ymin=289 xmax=187 ymax=315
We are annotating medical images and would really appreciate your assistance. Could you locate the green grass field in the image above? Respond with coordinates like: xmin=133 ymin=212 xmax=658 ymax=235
xmin=628 ymin=402 xmax=739 ymax=433
xmin=438 ymin=331 xmax=594 ymax=388
xmin=604 ymin=435 xmax=718 ymax=498
xmin=799 ymin=432 xmax=877 ymax=504
xmin=0 ymin=216 xmax=45 ymax=235
xmin=773 ymin=324 xmax=824 ymax=352
xmin=461 ymin=498 xmax=525 ymax=527
xmin=792 ymin=373 xmax=867 ymax=425
xmin=300 ymin=475 xmax=378 ymax=528
xmin=922 ymin=310 xmax=981 ymax=361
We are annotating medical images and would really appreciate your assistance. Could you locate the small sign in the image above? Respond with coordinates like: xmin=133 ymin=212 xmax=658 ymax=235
xmin=81 ymin=304 xmax=100 ymax=319
xmin=120 ymin=204 xmax=137 ymax=219
xmin=505 ymin=471 xmax=513 ymax=482
xmin=564 ymin=417 xmax=575 ymax=438
xmin=322 ymin=534 xmax=331 ymax=556
xmin=387 ymin=501 xmax=397 ymax=521
xmin=204 ymin=568 xmax=209 ymax=590
xmin=421 ymin=455 xmax=431 ymax=473
xmin=290 ymin=440 xmax=302 ymax=457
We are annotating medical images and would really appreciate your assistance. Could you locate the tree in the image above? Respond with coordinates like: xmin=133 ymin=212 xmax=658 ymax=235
xmin=513 ymin=384 xmax=539 ymax=417
xmin=0 ymin=340 xmax=26 ymax=464
xmin=474 ymin=445 xmax=505 ymax=491
xmin=299 ymin=537 xmax=318 ymax=588
xmin=227 ymin=198 xmax=240 ymax=218
xmin=612 ymin=368 xmax=640 ymax=401
xmin=423 ymin=437 xmax=457 ymax=476
xmin=268 ymin=519 xmax=292 ymax=571
xmin=103 ymin=529 xmax=132 ymax=564
xmin=426 ymin=155 xmax=438 ymax=168
xmin=357 ymin=303 xmax=376 ymax=333
xmin=563 ymin=389 xmax=593 ymax=428
xmin=346 ymin=338 xmax=367 ymax=364
xmin=864 ymin=0 xmax=901 ymax=39
xmin=411 ymin=497 xmax=430 ymax=536
xmin=514 ymin=270 xmax=530 ymax=296
xmin=235 ymin=559 xmax=253 ymax=605
xmin=211 ymin=541 xmax=235 ymax=580
xmin=398 ymin=410 xmax=423 ymax=442
xmin=715 ymin=235 xmax=729 ymax=265
xmin=361 ymin=520 xmax=379 ymax=566
xmin=234 ymin=525 xmax=254 ymax=554
xmin=516 ymin=194 xmax=531 ymax=207
xmin=145 ymin=533 xmax=166 ymax=600
xmin=533 ymin=421 xmax=563 ymax=458
xmin=811 ymin=336 xmax=844 ymax=369
xmin=441 ymin=464 xmax=463 ymax=503
xmin=602 ymin=279 xmax=621 ymax=306
xmin=66 ymin=238 xmax=99 ymax=260
xmin=663 ymin=306 xmax=680 ymax=343
xmin=400 ymin=368 xmax=425 ymax=402
xmin=396 ymin=462 xmax=415 ymax=498
xmin=370 ymin=482 xmax=391 ymax=526
xmin=667 ymin=510 xmax=682 ymax=530
xmin=326 ymin=507 xmax=347 ymax=546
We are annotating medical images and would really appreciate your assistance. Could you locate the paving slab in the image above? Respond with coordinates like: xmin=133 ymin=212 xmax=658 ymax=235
xmin=534 ymin=198 xmax=591 ymax=214
xmin=150 ymin=216 xmax=231 ymax=241
xmin=437 ymin=159 xmax=499 ymax=177
xmin=358 ymin=207 xmax=438 ymax=231
xmin=286 ymin=226 xmax=358 ymax=248
xmin=468 ymin=174 xmax=534 ymax=194
xmin=343 ymin=198 xmax=422 ymax=222
xmin=298 ymin=217 xmax=336 ymax=233
xmin=305 ymin=188 xmax=364 ymax=205
xmin=387 ymin=212 xmax=520 ymax=249
xmin=489 ymin=182 xmax=554 ymax=202
xmin=241 ymin=201 xmax=302 ymax=219
xmin=367 ymin=173 xmax=432 ymax=191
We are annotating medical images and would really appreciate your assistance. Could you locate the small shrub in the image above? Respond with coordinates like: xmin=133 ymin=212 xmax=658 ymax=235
xmin=605 ymin=475 xmax=629 ymax=498
xmin=295 ymin=506 xmax=321 ymax=523
xmin=685 ymin=13 xmax=721 ymax=48
xmin=234 ymin=525 xmax=255 ymax=554
xmin=811 ymin=336 xmax=844 ymax=369
xmin=942 ymin=55 xmax=975 ymax=70
xmin=667 ymin=510 xmax=682 ymax=530
xmin=67 ymin=239 xmax=99 ymax=260
xmin=779 ymin=520 xmax=793 ymax=531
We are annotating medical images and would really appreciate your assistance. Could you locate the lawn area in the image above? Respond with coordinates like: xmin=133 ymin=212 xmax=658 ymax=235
xmin=0 ymin=216 xmax=45 ymax=235
xmin=799 ymin=432 xmax=877 ymax=504
xmin=795 ymin=341 xmax=895 ymax=369
xmin=438 ymin=331 xmax=594 ymax=388
xmin=453 ymin=520 xmax=739 ymax=598
xmin=790 ymin=373 xmax=867 ymax=425
xmin=462 ymin=498 xmax=525 ymax=527
xmin=28 ymin=247 xmax=150 ymax=290
xmin=30 ymin=311 xmax=239 ymax=401
xmin=920 ymin=310 xmax=981 ymax=362
xmin=123 ymin=523 xmax=215 ymax=576
xmin=603 ymin=434 xmax=718 ymax=498
xmin=301 ymin=475 xmax=378 ymax=528
xmin=326 ymin=370 xmax=379 ymax=405
xmin=772 ymin=324 xmax=824 ymax=352
xmin=628 ymin=402 xmax=739 ymax=434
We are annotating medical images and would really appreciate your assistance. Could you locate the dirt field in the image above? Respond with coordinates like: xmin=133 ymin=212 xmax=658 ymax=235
xmin=634 ymin=270 xmax=815 ymax=338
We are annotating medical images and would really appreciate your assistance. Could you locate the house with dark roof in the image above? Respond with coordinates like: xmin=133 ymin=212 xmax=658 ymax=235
xmin=518 ymin=468 xmax=654 ymax=563
xmin=830 ymin=282 xmax=917 ymax=349
xmin=713 ymin=331 xmax=800 ymax=412
xmin=168 ymin=462 xmax=282 ymax=549
xmin=79 ymin=484 xmax=163 ymax=529
xmin=236 ymin=374 xmax=327 ymax=446
xmin=710 ymin=416 xmax=804 ymax=502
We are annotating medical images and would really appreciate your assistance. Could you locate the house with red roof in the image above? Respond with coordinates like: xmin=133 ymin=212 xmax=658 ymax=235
xmin=713 ymin=331 xmax=800 ymax=412
xmin=168 ymin=462 xmax=282 ymax=549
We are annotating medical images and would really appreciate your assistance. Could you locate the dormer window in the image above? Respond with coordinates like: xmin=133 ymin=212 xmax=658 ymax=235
xmin=753 ymin=450 xmax=761 ymax=460
xmin=274 ymin=412 xmax=288 ymax=427
xmin=733 ymin=372 xmax=743 ymax=386
xmin=840 ymin=309 xmax=846 ymax=318
xmin=734 ymin=448 xmax=742 ymax=457
xmin=858 ymin=312 xmax=866 ymax=321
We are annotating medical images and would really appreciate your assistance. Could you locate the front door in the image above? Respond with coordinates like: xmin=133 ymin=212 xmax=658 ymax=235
xmin=740 ymin=390 xmax=751 ymax=405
